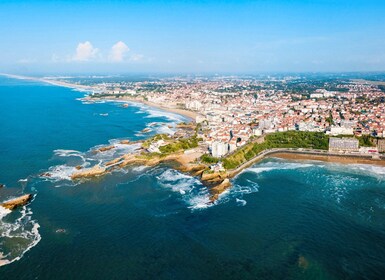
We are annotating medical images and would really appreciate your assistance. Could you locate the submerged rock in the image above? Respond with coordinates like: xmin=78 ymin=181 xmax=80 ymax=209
xmin=1 ymin=194 xmax=33 ymax=210
xmin=0 ymin=184 xmax=4 ymax=188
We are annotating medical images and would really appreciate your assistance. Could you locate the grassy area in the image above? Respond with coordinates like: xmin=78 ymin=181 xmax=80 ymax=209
xmin=159 ymin=136 xmax=200 ymax=154
xmin=200 ymin=154 xmax=219 ymax=164
xmin=141 ymin=134 xmax=170 ymax=148
xmin=222 ymin=131 xmax=329 ymax=169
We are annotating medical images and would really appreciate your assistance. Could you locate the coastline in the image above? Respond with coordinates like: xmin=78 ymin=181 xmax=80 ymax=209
xmin=0 ymin=73 xmax=197 ymax=121
xmin=270 ymin=152 xmax=385 ymax=166
xmin=100 ymin=96 xmax=198 ymax=120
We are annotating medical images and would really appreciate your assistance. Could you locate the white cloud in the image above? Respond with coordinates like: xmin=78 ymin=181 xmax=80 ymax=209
xmin=109 ymin=41 xmax=130 ymax=62
xmin=17 ymin=58 xmax=37 ymax=64
xmin=129 ymin=54 xmax=144 ymax=62
xmin=72 ymin=41 xmax=99 ymax=61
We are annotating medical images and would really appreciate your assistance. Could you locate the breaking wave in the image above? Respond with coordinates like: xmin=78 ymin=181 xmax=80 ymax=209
xmin=42 ymin=142 xmax=142 ymax=185
xmin=156 ymin=169 xmax=212 ymax=210
xmin=0 ymin=198 xmax=41 ymax=267
xmin=244 ymin=160 xmax=315 ymax=175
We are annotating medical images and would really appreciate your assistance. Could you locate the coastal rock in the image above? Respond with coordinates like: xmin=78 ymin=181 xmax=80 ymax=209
xmin=178 ymin=164 xmax=208 ymax=176
xmin=40 ymin=172 xmax=52 ymax=177
xmin=141 ymin=128 xmax=152 ymax=133
xmin=122 ymin=103 xmax=129 ymax=108
xmin=1 ymin=194 xmax=33 ymax=210
xmin=75 ymin=165 xmax=82 ymax=170
xmin=71 ymin=166 xmax=107 ymax=180
xmin=96 ymin=145 xmax=115 ymax=153
xmin=201 ymin=172 xmax=228 ymax=184
xmin=119 ymin=140 xmax=130 ymax=145
xmin=209 ymin=179 xmax=231 ymax=202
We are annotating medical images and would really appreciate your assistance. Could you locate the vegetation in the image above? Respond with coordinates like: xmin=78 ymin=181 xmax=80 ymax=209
xmin=200 ymin=154 xmax=219 ymax=164
xmin=141 ymin=134 xmax=170 ymax=148
xmin=159 ymin=136 xmax=200 ymax=154
xmin=222 ymin=131 xmax=329 ymax=169
xmin=358 ymin=134 xmax=375 ymax=147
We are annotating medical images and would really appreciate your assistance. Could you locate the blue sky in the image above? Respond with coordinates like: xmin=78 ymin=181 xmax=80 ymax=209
xmin=1 ymin=0 xmax=385 ymax=74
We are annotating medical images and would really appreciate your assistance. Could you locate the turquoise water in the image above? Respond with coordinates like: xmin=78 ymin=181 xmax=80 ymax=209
xmin=1 ymin=77 xmax=385 ymax=279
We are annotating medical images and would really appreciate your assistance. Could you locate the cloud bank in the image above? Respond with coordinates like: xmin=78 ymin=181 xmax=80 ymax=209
xmin=72 ymin=41 xmax=99 ymax=61
xmin=108 ymin=41 xmax=130 ymax=62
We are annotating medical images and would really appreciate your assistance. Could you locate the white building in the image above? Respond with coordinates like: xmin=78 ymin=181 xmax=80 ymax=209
xmin=186 ymin=100 xmax=203 ymax=111
xmin=329 ymin=137 xmax=359 ymax=152
xmin=330 ymin=126 xmax=354 ymax=135
xmin=211 ymin=141 xmax=228 ymax=158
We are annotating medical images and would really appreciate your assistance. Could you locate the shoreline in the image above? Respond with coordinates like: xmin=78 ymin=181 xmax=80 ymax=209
xmin=270 ymin=152 xmax=385 ymax=166
xmin=0 ymin=73 xmax=197 ymax=121
xmin=97 ymin=96 xmax=198 ymax=120
xmin=228 ymin=148 xmax=385 ymax=179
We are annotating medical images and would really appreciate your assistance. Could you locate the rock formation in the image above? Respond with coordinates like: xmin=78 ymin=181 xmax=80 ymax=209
xmin=96 ymin=145 xmax=115 ymax=153
xmin=71 ymin=166 xmax=107 ymax=179
xmin=209 ymin=179 xmax=231 ymax=202
xmin=1 ymin=194 xmax=33 ymax=210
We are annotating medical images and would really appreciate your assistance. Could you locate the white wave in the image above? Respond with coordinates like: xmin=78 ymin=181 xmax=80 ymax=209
xmin=236 ymin=198 xmax=247 ymax=206
xmin=132 ymin=166 xmax=148 ymax=173
xmin=0 ymin=206 xmax=11 ymax=220
xmin=53 ymin=149 xmax=85 ymax=159
xmin=45 ymin=164 xmax=78 ymax=181
xmin=342 ymin=164 xmax=385 ymax=180
xmin=245 ymin=161 xmax=315 ymax=175
xmin=153 ymin=125 xmax=175 ymax=136
xmin=144 ymin=108 xmax=186 ymax=122
xmin=157 ymin=169 xmax=212 ymax=210
xmin=0 ymin=205 xmax=41 ymax=267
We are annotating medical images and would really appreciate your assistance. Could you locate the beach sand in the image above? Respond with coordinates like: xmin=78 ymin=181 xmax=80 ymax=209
xmin=139 ymin=99 xmax=198 ymax=120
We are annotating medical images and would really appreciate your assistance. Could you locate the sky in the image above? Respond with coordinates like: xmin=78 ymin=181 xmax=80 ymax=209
xmin=1 ymin=0 xmax=385 ymax=74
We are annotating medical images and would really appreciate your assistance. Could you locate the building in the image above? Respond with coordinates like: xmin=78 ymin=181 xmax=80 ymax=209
xmin=378 ymin=139 xmax=385 ymax=153
xmin=330 ymin=126 xmax=354 ymax=135
xmin=329 ymin=137 xmax=359 ymax=152
xmin=211 ymin=141 xmax=228 ymax=157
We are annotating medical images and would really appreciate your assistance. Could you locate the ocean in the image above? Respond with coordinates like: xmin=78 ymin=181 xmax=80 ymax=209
xmin=1 ymin=76 xmax=385 ymax=279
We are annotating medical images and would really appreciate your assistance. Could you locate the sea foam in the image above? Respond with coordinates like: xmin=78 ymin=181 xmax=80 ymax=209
xmin=0 ymin=203 xmax=41 ymax=267
xmin=157 ymin=169 xmax=212 ymax=210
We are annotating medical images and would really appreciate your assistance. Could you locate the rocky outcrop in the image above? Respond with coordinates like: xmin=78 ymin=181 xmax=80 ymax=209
xmin=209 ymin=179 xmax=231 ymax=202
xmin=1 ymin=194 xmax=33 ymax=210
xmin=119 ymin=140 xmax=130 ymax=145
xmin=201 ymin=172 xmax=229 ymax=185
xmin=71 ymin=166 xmax=107 ymax=179
xmin=96 ymin=145 xmax=115 ymax=153
xmin=141 ymin=128 xmax=152 ymax=133
xmin=178 ymin=164 xmax=208 ymax=176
